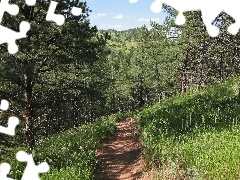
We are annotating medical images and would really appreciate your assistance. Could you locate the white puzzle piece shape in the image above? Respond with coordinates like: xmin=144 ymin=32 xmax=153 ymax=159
xmin=46 ymin=1 xmax=65 ymax=26
xmin=0 ymin=99 xmax=9 ymax=111
xmin=71 ymin=7 xmax=82 ymax=16
xmin=16 ymin=151 xmax=49 ymax=180
xmin=130 ymin=0 xmax=240 ymax=37
xmin=0 ymin=0 xmax=19 ymax=23
xmin=0 ymin=21 xmax=30 ymax=54
xmin=150 ymin=0 xmax=240 ymax=36
xmin=46 ymin=1 xmax=83 ymax=25
xmin=25 ymin=0 xmax=36 ymax=6
xmin=0 ymin=116 xmax=19 ymax=136
xmin=0 ymin=163 xmax=14 ymax=180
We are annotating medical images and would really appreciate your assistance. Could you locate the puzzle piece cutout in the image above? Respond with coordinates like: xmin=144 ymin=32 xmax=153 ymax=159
xmin=0 ymin=0 xmax=19 ymax=23
xmin=46 ymin=0 xmax=82 ymax=25
xmin=0 ymin=151 xmax=49 ymax=180
xmin=131 ymin=0 xmax=240 ymax=37
xmin=0 ymin=0 xmax=81 ymax=53
xmin=0 ymin=99 xmax=19 ymax=136
xmin=25 ymin=0 xmax=36 ymax=6
xmin=0 ymin=0 xmax=36 ymax=22
xmin=46 ymin=1 xmax=65 ymax=26
xmin=0 ymin=116 xmax=19 ymax=136
xmin=71 ymin=6 xmax=82 ymax=16
xmin=16 ymin=151 xmax=49 ymax=180
xmin=0 ymin=99 xmax=9 ymax=111
xmin=0 ymin=163 xmax=14 ymax=180
xmin=0 ymin=21 xmax=30 ymax=54
xmin=0 ymin=0 xmax=35 ymax=54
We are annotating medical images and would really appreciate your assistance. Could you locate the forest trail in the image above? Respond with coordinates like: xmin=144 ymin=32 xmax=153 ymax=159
xmin=94 ymin=117 xmax=145 ymax=180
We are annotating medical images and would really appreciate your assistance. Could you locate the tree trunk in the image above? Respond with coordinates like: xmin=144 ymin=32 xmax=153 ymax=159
xmin=22 ymin=73 xmax=35 ymax=151
xmin=22 ymin=102 xmax=35 ymax=151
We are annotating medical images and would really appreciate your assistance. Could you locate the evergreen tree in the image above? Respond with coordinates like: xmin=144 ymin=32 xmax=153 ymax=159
xmin=0 ymin=0 xmax=108 ymax=150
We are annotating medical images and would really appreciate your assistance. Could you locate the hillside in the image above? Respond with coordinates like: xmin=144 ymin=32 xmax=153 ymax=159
xmin=2 ymin=1 xmax=240 ymax=179
xmin=3 ymin=77 xmax=240 ymax=179
xmin=135 ymin=77 xmax=240 ymax=179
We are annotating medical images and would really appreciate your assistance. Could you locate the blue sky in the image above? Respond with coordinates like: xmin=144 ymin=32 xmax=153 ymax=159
xmin=86 ymin=0 xmax=167 ymax=31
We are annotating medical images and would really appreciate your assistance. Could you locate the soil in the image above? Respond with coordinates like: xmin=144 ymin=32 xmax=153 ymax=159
xmin=94 ymin=118 xmax=145 ymax=180
xmin=94 ymin=117 xmax=188 ymax=180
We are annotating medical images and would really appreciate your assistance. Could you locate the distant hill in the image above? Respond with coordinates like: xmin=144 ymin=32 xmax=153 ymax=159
xmin=99 ymin=28 xmax=140 ymax=41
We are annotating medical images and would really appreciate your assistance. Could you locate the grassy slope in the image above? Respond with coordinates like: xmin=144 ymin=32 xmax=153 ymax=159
xmin=1 ymin=114 xmax=131 ymax=180
xmin=135 ymin=77 xmax=240 ymax=179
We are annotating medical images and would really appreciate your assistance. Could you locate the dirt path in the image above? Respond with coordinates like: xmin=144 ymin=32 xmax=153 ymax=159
xmin=94 ymin=118 xmax=144 ymax=180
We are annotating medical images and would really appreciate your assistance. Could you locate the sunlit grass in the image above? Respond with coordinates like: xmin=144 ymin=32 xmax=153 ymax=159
xmin=137 ymin=77 xmax=240 ymax=179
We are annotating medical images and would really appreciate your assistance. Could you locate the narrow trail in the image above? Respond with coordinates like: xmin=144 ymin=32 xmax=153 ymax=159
xmin=94 ymin=118 xmax=144 ymax=180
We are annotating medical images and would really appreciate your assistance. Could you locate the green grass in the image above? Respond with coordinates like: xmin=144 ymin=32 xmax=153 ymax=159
xmin=1 ymin=114 xmax=120 ymax=179
xmin=136 ymin=77 xmax=240 ymax=179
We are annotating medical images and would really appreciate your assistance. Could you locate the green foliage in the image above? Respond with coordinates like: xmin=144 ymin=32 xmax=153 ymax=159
xmin=101 ymin=23 xmax=180 ymax=113
xmin=136 ymin=77 xmax=240 ymax=179
xmin=0 ymin=115 xmax=118 ymax=179
xmin=0 ymin=0 xmax=110 ymax=149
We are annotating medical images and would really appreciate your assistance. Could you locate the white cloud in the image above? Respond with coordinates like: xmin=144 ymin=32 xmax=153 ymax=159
xmin=129 ymin=0 xmax=138 ymax=3
xmin=113 ymin=14 xmax=124 ymax=19
xmin=137 ymin=18 xmax=160 ymax=22
xmin=98 ymin=13 xmax=107 ymax=17
xmin=137 ymin=18 xmax=147 ymax=22
xmin=127 ymin=16 xmax=131 ymax=19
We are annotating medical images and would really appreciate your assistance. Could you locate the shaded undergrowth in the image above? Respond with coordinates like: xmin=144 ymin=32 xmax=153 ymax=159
xmin=1 ymin=113 xmax=131 ymax=179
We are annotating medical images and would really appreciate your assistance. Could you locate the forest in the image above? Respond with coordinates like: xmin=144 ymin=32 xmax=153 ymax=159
xmin=1 ymin=1 xmax=240 ymax=179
